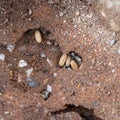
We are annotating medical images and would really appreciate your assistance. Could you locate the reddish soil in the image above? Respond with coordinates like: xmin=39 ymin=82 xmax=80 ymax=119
xmin=0 ymin=0 xmax=120 ymax=120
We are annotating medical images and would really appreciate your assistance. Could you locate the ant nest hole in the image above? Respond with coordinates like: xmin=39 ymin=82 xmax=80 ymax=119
xmin=58 ymin=51 xmax=83 ymax=71
xmin=7 ymin=27 xmax=63 ymax=95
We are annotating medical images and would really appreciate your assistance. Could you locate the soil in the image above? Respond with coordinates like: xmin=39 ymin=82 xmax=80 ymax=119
xmin=0 ymin=0 xmax=120 ymax=120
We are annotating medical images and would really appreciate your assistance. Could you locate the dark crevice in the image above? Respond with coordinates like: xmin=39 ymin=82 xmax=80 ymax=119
xmin=50 ymin=104 xmax=102 ymax=120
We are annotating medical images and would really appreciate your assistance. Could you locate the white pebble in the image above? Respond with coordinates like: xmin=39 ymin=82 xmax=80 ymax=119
xmin=110 ymin=39 xmax=116 ymax=46
xmin=26 ymin=68 xmax=33 ymax=78
xmin=0 ymin=54 xmax=5 ymax=61
xmin=46 ymin=41 xmax=52 ymax=45
xmin=53 ymin=73 xmax=57 ymax=77
xmin=4 ymin=111 xmax=9 ymax=115
xmin=7 ymin=44 xmax=15 ymax=53
xmin=100 ymin=10 xmax=106 ymax=17
xmin=18 ymin=60 xmax=27 ymax=68
xmin=40 ymin=52 xmax=46 ymax=58
xmin=59 ymin=12 xmax=64 ymax=17
xmin=47 ymin=85 xmax=52 ymax=93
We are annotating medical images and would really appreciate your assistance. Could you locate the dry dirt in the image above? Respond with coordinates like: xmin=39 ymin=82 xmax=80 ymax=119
xmin=0 ymin=0 xmax=120 ymax=120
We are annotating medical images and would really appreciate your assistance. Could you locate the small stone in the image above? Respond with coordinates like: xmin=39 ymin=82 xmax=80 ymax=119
xmin=47 ymin=85 xmax=52 ymax=93
xmin=4 ymin=111 xmax=9 ymax=115
xmin=40 ymin=52 xmax=46 ymax=58
xmin=46 ymin=41 xmax=52 ymax=45
xmin=0 ymin=54 xmax=5 ymax=61
xmin=18 ymin=60 xmax=27 ymax=68
xmin=53 ymin=72 xmax=57 ymax=77
xmin=59 ymin=12 xmax=64 ymax=17
xmin=7 ymin=44 xmax=15 ymax=53
xmin=26 ymin=68 xmax=33 ymax=78
xmin=110 ymin=39 xmax=116 ymax=46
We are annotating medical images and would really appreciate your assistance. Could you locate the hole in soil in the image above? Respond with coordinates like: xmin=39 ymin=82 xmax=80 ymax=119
xmin=50 ymin=104 xmax=102 ymax=120
xmin=4 ymin=27 xmax=62 ymax=94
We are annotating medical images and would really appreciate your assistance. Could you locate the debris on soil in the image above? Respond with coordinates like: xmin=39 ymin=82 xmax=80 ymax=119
xmin=47 ymin=85 xmax=52 ymax=93
xmin=41 ymin=85 xmax=52 ymax=100
xmin=0 ymin=53 xmax=5 ymax=61
xmin=18 ymin=60 xmax=27 ymax=68
xmin=40 ymin=52 xmax=46 ymax=58
xmin=7 ymin=44 xmax=15 ymax=53
xmin=109 ymin=39 xmax=117 ymax=46
xmin=26 ymin=68 xmax=33 ymax=78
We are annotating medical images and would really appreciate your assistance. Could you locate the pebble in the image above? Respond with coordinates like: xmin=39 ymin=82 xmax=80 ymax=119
xmin=65 ymin=56 xmax=71 ymax=67
xmin=18 ymin=60 xmax=27 ymax=68
xmin=40 ymin=52 xmax=46 ymax=58
xmin=46 ymin=41 xmax=52 ymax=45
xmin=35 ymin=30 xmax=42 ymax=43
xmin=0 ymin=54 xmax=5 ymax=61
xmin=59 ymin=54 xmax=67 ymax=67
xmin=59 ymin=12 xmax=64 ymax=17
xmin=70 ymin=60 xmax=79 ymax=71
xmin=4 ymin=111 xmax=9 ymax=115
xmin=110 ymin=39 xmax=116 ymax=46
xmin=47 ymin=85 xmax=52 ymax=93
xmin=26 ymin=68 xmax=33 ymax=78
xmin=7 ymin=44 xmax=15 ymax=53
xmin=53 ymin=72 xmax=57 ymax=77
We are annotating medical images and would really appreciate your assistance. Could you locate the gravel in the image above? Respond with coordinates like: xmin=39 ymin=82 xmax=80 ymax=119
xmin=0 ymin=54 xmax=5 ymax=61
xmin=18 ymin=60 xmax=27 ymax=68
xmin=7 ymin=44 xmax=15 ymax=53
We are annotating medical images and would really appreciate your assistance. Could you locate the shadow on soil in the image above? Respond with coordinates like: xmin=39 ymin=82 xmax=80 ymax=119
xmin=51 ymin=104 xmax=102 ymax=120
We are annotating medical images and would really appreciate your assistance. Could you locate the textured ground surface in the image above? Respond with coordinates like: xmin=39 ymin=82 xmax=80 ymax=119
xmin=0 ymin=0 xmax=120 ymax=120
